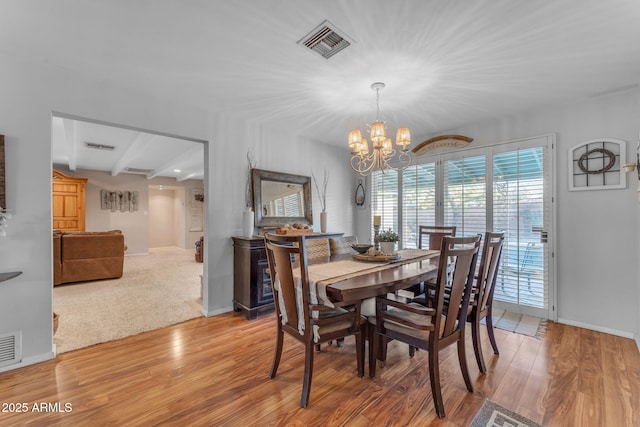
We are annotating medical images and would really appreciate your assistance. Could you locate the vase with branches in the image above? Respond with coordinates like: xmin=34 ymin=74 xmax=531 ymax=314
xmin=245 ymin=149 xmax=256 ymax=209
xmin=312 ymin=168 xmax=329 ymax=232
xmin=243 ymin=149 xmax=256 ymax=237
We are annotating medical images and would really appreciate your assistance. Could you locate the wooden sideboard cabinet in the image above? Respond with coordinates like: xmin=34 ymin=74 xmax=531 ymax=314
xmin=232 ymin=236 xmax=274 ymax=320
xmin=232 ymin=232 xmax=344 ymax=320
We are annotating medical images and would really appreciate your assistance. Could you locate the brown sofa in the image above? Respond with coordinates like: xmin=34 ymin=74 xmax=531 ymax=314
xmin=53 ymin=230 xmax=126 ymax=286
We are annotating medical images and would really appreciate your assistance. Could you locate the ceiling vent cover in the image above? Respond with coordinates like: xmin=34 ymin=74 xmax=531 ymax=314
xmin=298 ymin=20 xmax=354 ymax=59
xmin=85 ymin=142 xmax=115 ymax=151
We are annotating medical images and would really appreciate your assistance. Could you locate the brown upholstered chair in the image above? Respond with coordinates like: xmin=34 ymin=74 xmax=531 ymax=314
xmin=369 ymin=234 xmax=481 ymax=418
xmin=264 ymin=233 xmax=365 ymax=408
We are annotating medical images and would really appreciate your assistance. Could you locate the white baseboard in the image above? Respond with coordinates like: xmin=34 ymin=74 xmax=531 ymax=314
xmin=0 ymin=351 xmax=55 ymax=373
xmin=557 ymin=317 xmax=635 ymax=340
xmin=201 ymin=305 xmax=233 ymax=317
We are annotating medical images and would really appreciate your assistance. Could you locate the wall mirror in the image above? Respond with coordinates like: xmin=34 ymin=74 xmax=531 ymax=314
xmin=252 ymin=168 xmax=312 ymax=228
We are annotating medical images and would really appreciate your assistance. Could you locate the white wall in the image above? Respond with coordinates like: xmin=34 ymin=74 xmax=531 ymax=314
xmin=0 ymin=52 xmax=355 ymax=371
xmin=149 ymin=188 xmax=177 ymax=248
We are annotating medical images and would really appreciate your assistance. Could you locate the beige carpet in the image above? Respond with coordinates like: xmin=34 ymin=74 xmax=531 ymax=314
xmin=53 ymin=247 xmax=203 ymax=354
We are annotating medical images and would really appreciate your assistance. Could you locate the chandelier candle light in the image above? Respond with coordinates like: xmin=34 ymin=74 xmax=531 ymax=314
xmin=349 ymin=82 xmax=412 ymax=175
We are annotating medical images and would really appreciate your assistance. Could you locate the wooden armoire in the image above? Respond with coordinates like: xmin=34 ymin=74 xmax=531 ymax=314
xmin=52 ymin=170 xmax=88 ymax=231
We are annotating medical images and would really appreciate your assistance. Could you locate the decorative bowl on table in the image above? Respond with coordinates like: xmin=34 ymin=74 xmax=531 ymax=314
xmin=351 ymin=244 xmax=373 ymax=254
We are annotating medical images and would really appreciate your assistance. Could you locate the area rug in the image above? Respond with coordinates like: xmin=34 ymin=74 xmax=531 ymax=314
xmin=53 ymin=247 xmax=203 ymax=353
xmin=487 ymin=309 xmax=547 ymax=340
xmin=470 ymin=400 xmax=544 ymax=427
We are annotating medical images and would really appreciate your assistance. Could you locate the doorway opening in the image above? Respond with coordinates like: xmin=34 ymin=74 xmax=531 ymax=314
xmin=51 ymin=112 xmax=207 ymax=353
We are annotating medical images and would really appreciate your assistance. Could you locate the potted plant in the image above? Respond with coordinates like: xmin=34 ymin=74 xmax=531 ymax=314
xmin=375 ymin=228 xmax=399 ymax=254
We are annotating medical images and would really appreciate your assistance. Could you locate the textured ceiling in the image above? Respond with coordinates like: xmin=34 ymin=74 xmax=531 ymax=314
xmin=3 ymin=0 xmax=640 ymax=179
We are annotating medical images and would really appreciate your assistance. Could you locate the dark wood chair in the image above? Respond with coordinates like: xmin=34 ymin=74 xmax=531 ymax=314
xmin=369 ymin=234 xmax=481 ymax=418
xmin=467 ymin=231 xmax=505 ymax=373
xmin=264 ymin=233 xmax=365 ymax=408
xmin=418 ymin=225 xmax=457 ymax=250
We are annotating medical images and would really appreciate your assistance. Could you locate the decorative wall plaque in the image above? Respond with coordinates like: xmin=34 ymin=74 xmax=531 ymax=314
xmin=568 ymin=138 xmax=626 ymax=191
xmin=412 ymin=135 xmax=473 ymax=156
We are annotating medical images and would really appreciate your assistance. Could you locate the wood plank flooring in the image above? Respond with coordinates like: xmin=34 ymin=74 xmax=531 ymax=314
xmin=0 ymin=312 xmax=639 ymax=426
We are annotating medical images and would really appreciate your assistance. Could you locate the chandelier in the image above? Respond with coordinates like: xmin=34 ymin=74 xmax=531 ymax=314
xmin=348 ymin=82 xmax=412 ymax=176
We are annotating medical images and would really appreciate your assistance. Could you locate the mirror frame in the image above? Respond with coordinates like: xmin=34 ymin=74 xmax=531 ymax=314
xmin=0 ymin=134 xmax=5 ymax=209
xmin=252 ymin=168 xmax=312 ymax=228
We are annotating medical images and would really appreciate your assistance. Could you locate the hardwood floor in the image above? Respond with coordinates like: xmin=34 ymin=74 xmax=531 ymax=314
xmin=1 ymin=312 xmax=639 ymax=426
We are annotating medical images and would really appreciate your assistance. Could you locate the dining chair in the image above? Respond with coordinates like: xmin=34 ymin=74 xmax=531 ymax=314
xmin=304 ymin=237 xmax=331 ymax=261
xmin=329 ymin=236 xmax=358 ymax=256
xmin=467 ymin=231 xmax=505 ymax=373
xmin=369 ymin=234 xmax=481 ymax=418
xmin=418 ymin=225 xmax=457 ymax=250
xmin=264 ymin=233 xmax=365 ymax=408
xmin=414 ymin=226 xmax=456 ymax=290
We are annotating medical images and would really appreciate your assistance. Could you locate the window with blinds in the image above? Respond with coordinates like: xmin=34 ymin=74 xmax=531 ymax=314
xmin=371 ymin=170 xmax=398 ymax=243
xmin=492 ymin=147 xmax=546 ymax=309
xmin=443 ymin=155 xmax=487 ymax=238
xmin=401 ymin=162 xmax=436 ymax=248
xmin=368 ymin=136 xmax=552 ymax=317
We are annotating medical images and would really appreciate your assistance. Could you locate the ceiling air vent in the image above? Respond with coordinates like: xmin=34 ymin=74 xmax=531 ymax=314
xmin=85 ymin=142 xmax=115 ymax=151
xmin=123 ymin=167 xmax=154 ymax=175
xmin=298 ymin=20 xmax=354 ymax=59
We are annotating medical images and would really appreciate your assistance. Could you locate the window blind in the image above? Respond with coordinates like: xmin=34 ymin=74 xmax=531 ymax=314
xmin=443 ymin=155 xmax=487 ymax=238
xmin=370 ymin=170 xmax=398 ymax=243
xmin=401 ymin=162 xmax=436 ymax=248
xmin=492 ymin=147 xmax=547 ymax=309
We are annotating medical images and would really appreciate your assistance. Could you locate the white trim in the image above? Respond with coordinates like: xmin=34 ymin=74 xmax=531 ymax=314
xmin=201 ymin=305 xmax=234 ymax=317
xmin=0 ymin=351 xmax=55 ymax=373
xmin=558 ymin=317 xmax=635 ymax=340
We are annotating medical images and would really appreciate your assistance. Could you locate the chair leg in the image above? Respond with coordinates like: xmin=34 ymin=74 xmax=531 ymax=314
xmin=457 ymin=334 xmax=474 ymax=392
xmin=428 ymin=346 xmax=445 ymax=418
xmin=486 ymin=310 xmax=500 ymax=355
xmin=409 ymin=345 xmax=416 ymax=358
xmin=471 ymin=316 xmax=487 ymax=373
xmin=356 ymin=330 xmax=364 ymax=378
xmin=270 ymin=328 xmax=284 ymax=379
xmin=368 ymin=326 xmax=377 ymax=378
xmin=300 ymin=343 xmax=315 ymax=408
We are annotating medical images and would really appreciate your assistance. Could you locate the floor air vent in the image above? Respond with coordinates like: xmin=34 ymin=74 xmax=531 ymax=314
xmin=0 ymin=332 xmax=21 ymax=368
xmin=298 ymin=20 xmax=353 ymax=59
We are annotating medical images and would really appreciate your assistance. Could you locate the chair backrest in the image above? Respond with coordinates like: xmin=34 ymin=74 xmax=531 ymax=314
xmin=475 ymin=232 xmax=505 ymax=312
xmin=329 ymin=236 xmax=358 ymax=256
xmin=418 ymin=226 xmax=457 ymax=250
xmin=433 ymin=234 xmax=481 ymax=339
xmin=264 ymin=233 xmax=312 ymax=335
xmin=305 ymin=238 xmax=330 ymax=261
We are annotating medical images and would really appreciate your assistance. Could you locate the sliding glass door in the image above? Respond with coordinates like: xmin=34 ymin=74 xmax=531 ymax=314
xmin=371 ymin=135 xmax=554 ymax=319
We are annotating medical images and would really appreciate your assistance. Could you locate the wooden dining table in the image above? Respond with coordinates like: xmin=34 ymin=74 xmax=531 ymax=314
xmin=307 ymin=249 xmax=441 ymax=306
